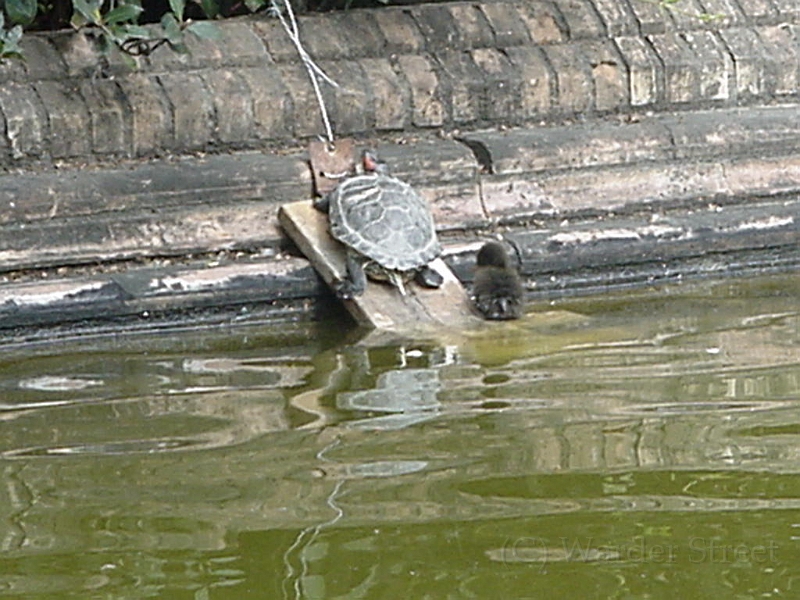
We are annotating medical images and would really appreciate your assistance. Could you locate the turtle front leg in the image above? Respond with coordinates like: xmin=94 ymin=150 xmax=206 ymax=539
xmin=335 ymin=249 xmax=368 ymax=299
xmin=313 ymin=192 xmax=331 ymax=213
xmin=415 ymin=265 xmax=444 ymax=289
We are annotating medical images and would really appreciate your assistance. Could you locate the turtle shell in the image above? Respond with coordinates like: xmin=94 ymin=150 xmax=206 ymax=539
xmin=327 ymin=173 xmax=442 ymax=271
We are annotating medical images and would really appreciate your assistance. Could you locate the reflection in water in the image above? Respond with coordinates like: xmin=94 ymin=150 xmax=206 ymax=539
xmin=0 ymin=275 xmax=797 ymax=597
xmin=337 ymin=368 xmax=442 ymax=413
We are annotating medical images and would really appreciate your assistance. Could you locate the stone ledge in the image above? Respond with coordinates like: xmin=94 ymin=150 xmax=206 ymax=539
xmin=0 ymin=140 xmax=478 ymax=272
xmin=0 ymin=2 xmax=797 ymax=168
xmin=505 ymin=196 xmax=800 ymax=274
xmin=2 ymin=105 xmax=798 ymax=273
xmin=480 ymin=154 xmax=800 ymax=219
xmin=2 ymin=193 xmax=797 ymax=332
xmin=461 ymin=104 xmax=800 ymax=217
xmin=0 ymin=255 xmax=325 ymax=331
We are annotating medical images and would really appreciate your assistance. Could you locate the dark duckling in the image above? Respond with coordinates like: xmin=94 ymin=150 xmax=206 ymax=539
xmin=473 ymin=241 xmax=524 ymax=321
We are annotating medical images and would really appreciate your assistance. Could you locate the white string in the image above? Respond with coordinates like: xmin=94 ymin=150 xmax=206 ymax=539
xmin=270 ymin=0 xmax=339 ymax=145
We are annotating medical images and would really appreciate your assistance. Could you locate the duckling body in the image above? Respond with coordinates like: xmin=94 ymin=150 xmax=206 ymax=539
xmin=472 ymin=242 xmax=524 ymax=321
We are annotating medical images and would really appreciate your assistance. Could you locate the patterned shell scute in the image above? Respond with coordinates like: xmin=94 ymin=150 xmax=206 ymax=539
xmin=328 ymin=174 xmax=442 ymax=271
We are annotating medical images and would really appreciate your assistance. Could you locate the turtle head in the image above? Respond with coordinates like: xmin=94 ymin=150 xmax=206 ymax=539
xmin=362 ymin=150 xmax=389 ymax=175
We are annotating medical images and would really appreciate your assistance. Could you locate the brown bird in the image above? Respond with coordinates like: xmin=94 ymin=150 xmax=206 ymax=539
xmin=473 ymin=241 xmax=524 ymax=320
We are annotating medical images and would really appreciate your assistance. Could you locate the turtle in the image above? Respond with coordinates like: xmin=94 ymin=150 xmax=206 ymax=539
xmin=313 ymin=150 xmax=444 ymax=299
xmin=472 ymin=241 xmax=524 ymax=320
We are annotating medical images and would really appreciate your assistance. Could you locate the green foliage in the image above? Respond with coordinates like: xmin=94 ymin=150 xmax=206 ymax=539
xmin=1 ymin=0 xmax=222 ymax=64
xmin=198 ymin=0 xmax=219 ymax=19
xmin=5 ymin=0 xmax=37 ymax=25
xmin=0 ymin=11 xmax=23 ymax=61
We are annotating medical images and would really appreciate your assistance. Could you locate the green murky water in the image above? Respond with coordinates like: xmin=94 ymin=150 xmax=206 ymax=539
xmin=0 ymin=274 xmax=798 ymax=599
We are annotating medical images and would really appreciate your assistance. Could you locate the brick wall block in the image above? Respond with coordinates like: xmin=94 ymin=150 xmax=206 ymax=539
xmin=615 ymin=36 xmax=661 ymax=106
xmin=447 ymin=4 xmax=496 ymax=48
xmin=472 ymin=48 xmax=523 ymax=121
xmin=182 ymin=27 xmax=226 ymax=65
xmin=737 ymin=0 xmax=777 ymax=24
xmin=320 ymin=60 xmax=373 ymax=134
xmin=683 ymin=31 xmax=733 ymax=100
xmin=771 ymin=0 xmax=800 ymax=21
xmin=202 ymin=70 xmax=256 ymax=144
xmin=395 ymin=55 xmax=445 ymax=128
xmin=80 ymin=80 xmax=131 ymax=156
xmin=360 ymin=58 xmax=410 ymax=130
xmin=648 ymin=32 xmax=701 ymax=103
xmin=479 ymin=3 xmax=532 ymax=47
xmin=217 ymin=22 xmax=269 ymax=65
xmin=757 ymin=25 xmax=799 ymax=95
xmin=670 ymin=0 xmax=714 ymax=31
xmin=239 ymin=66 xmax=292 ymax=140
xmin=329 ymin=12 xmax=386 ymax=59
xmin=588 ymin=0 xmax=639 ymax=37
xmin=101 ymin=40 xmax=145 ymax=77
xmin=410 ymin=5 xmax=463 ymax=51
xmin=695 ymin=0 xmax=746 ymax=29
xmin=18 ymin=35 xmax=66 ymax=80
xmin=581 ymin=39 xmax=628 ymax=110
xmin=50 ymin=31 xmax=101 ymax=78
xmin=0 ymin=54 xmax=25 ymax=84
xmin=544 ymin=44 xmax=593 ymax=113
xmin=505 ymin=46 xmax=554 ymax=118
xmin=299 ymin=17 xmax=352 ymax=61
xmin=277 ymin=63 xmax=333 ymax=138
xmin=0 ymin=82 xmax=49 ymax=160
xmin=518 ymin=2 xmax=568 ymax=44
xmin=551 ymin=0 xmax=606 ymax=40
xmin=719 ymin=28 xmax=768 ymax=97
xmin=158 ymin=73 xmax=215 ymax=150
xmin=35 ymin=81 xmax=91 ymax=158
xmin=147 ymin=29 xmax=224 ymax=71
xmin=436 ymin=50 xmax=483 ymax=124
xmin=253 ymin=19 xmax=297 ymax=62
xmin=627 ymin=0 xmax=670 ymax=35
xmin=116 ymin=74 xmax=172 ymax=156
xmin=373 ymin=9 xmax=426 ymax=55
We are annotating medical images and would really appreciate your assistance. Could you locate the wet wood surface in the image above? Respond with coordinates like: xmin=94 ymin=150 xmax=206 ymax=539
xmin=279 ymin=200 xmax=480 ymax=330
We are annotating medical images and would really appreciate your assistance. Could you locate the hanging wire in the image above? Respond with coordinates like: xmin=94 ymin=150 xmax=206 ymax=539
xmin=269 ymin=0 xmax=339 ymax=146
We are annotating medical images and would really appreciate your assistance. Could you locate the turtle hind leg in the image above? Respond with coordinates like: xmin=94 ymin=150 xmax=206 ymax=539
xmin=335 ymin=250 xmax=368 ymax=300
xmin=312 ymin=192 xmax=331 ymax=213
xmin=415 ymin=265 xmax=444 ymax=289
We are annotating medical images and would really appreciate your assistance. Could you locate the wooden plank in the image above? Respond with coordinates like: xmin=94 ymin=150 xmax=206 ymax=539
xmin=279 ymin=201 xmax=480 ymax=330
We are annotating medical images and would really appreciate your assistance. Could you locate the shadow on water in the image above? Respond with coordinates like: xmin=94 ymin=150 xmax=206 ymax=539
xmin=0 ymin=274 xmax=798 ymax=598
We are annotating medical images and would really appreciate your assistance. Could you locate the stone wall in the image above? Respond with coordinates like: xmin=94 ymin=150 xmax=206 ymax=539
xmin=0 ymin=0 xmax=797 ymax=168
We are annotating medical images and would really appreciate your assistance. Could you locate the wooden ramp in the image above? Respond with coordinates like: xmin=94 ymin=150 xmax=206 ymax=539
xmin=279 ymin=201 xmax=480 ymax=330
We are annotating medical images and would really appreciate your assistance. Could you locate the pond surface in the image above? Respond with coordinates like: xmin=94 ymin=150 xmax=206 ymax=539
xmin=0 ymin=274 xmax=798 ymax=599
